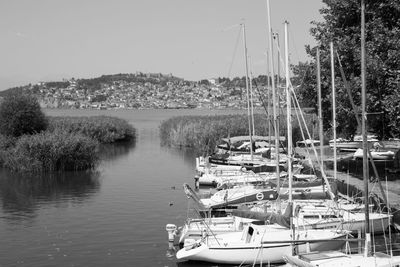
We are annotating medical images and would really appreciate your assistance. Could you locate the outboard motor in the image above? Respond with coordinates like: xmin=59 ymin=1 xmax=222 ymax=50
xmin=165 ymin=224 xmax=177 ymax=258
xmin=166 ymin=224 xmax=177 ymax=242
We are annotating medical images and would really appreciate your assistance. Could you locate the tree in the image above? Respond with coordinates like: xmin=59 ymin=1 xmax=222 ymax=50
xmin=294 ymin=0 xmax=400 ymax=138
xmin=0 ymin=93 xmax=48 ymax=137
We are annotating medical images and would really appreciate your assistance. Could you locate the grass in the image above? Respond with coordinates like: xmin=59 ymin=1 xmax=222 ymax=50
xmin=1 ymin=131 xmax=99 ymax=173
xmin=160 ymin=111 xmax=318 ymax=155
xmin=0 ymin=115 xmax=136 ymax=173
xmin=48 ymin=116 xmax=136 ymax=143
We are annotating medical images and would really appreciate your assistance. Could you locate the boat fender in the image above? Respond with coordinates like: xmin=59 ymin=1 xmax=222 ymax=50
xmin=294 ymin=205 xmax=301 ymax=217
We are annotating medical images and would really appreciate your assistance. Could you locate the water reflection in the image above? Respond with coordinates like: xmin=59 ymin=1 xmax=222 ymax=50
xmin=98 ymin=140 xmax=137 ymax=162
xmin=162 ymin=146 xmax=198 ymax=168
xmin=0 ymin=169 xmax=100 ymax=221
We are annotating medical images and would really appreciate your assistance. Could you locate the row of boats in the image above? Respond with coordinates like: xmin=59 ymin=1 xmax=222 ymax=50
xmin=165 ymin=3 xmax=400 ymax=265
xmin=165 ymin=135 xmax=400 ymax=266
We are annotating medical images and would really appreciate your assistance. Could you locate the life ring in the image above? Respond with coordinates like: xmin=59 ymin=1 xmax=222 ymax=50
xmin=256 ymin=192 xmax=264 ymax=201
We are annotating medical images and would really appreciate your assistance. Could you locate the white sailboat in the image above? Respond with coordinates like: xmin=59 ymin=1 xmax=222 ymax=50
xmin=283 ymin=2 xmax=400 ymax=265
xmin=177 ymin=223 xmax=347 ymax=264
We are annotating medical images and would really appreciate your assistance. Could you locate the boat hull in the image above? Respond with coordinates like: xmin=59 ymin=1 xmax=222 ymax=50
xmin=177 ymin=236 xmax=345 ymax=264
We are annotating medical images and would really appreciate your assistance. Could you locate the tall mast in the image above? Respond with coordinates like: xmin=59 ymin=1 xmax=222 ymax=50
xmin=361 ymin=0 xmax=371 ymax=256
xmin=266 ymin=52 xmax=272 ymax=145
xmin=274 ymin=32 xmax=281 ymax=156
xmin=249 ymin=57 xmax=256 ymax=136
xmin=275 ymin=32 xmax=281 ymax=95
xmin=284 ymin=22 xmax=292 ymax=203
xmin=241 ymin=22 xmax=253 ymax=159
xmin=317 ymin=48 xmax=324 ymax=166
xmin=284 ymin=20 xmax=295 ymax=256
xmin=330 ymin=42 xmax=337 ymax=181
xmin=266 ymin=0 xmax=280 ymax=208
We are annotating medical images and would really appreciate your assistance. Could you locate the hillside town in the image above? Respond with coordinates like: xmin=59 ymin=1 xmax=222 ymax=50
xmin=7 ymin=72 xmax=267 ymax=110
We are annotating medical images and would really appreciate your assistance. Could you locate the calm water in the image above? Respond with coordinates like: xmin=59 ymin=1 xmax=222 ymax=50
xmin=1 ymin=109 xmax=398 ymax=267
xmin=0 ymin=108 xmax=247 ymax=267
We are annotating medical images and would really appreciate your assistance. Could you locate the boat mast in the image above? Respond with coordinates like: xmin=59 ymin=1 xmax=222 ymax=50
xmin=284 ymin=20 xmax=295 ymax=256
xmin=266 ymin=52 xmax=272 ymax=146
xmin=330 ymin=42 xmax=337 ymax=181
xmin=361 ymin=0 xmax=371 ymax=256
xmin=284 ymin=22 xmax=292 ymax=205
xmin=316 ymin=47 xmax=324 ymax=166
xmin=266 ymin=0 xmax=280 ymax=209
xmin=249 ymin=57 xmax=256 ymax=136
xmin=241 ymin=22 xmax=254 ymax=159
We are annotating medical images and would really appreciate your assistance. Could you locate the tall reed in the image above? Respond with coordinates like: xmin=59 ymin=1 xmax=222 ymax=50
xmin=160 ymin=112 xmax=317 ymax=155
xmin=48 ymin=116 xmax=136 ymax=143
xmin=1 ymin=131 xmax=99 ymax=173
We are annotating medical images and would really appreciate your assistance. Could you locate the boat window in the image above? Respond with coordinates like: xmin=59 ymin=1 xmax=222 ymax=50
xmin=303 ymin=215 xmax=320 ymax=219
xmin=322 ymin=215 xmax=338 ymax=219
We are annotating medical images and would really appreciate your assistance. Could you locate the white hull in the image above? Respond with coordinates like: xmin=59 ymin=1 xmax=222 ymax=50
xmin=177 ymin=225 xmax=346 ymax=264
xmin=353 ymin=148 xmax=394 ymax=160
xmin=285 ymin=251 xmax=400 ymax=267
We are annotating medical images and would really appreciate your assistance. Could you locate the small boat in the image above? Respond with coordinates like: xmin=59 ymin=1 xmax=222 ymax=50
xmin=213 ymin=171 xmax=280 ymax=189
xmin=284 ymin=250 xmax=400 ymax=267
xmin=176 ymin=223 xmax=348 ymax=264
xmin=199 ymin=184 xmax=279 ymax=209
xmin=197 ymin=183 xmax=330 ymax=209
xmin=353 ymin=148 xmax=395 ymax=161
xmin=215 ymin=135 xmax=282 ymax=154
xmin=329 ymin=135 xmax=379 ymax=152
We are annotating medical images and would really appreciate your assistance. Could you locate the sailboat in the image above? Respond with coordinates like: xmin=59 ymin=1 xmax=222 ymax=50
xmin=283 ymin=2 xmax=400 ymax=265
xmin=176 ymin=220 xmax=347 ymax=264
xmin=176 ymin=18 xmax=349 ymax=265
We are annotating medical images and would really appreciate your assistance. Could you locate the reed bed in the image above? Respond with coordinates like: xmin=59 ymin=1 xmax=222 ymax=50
xmin=48 ymin=116 xmax=136 ymax=143
xmin=160 ymin=111 xmax=318 ymax=155
xmin=0 ymin=131 xmax=99 ymax=173
xmin=0 ymin=114 xmax=136 ymax=173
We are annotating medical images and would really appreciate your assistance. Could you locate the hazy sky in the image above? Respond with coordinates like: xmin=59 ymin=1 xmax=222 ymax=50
xmin=0 ymin=0 xmax=324 ymax=90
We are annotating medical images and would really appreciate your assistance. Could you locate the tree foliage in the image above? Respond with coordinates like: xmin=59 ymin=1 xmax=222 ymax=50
xmin=0 ymin=93 xmax=48 ymax=137
xmin=294 ymin=0 xmax=400 ymax=138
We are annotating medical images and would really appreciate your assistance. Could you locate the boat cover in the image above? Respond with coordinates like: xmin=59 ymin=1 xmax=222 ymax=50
xmin=232 ymin=202 xmax=292 ymax=228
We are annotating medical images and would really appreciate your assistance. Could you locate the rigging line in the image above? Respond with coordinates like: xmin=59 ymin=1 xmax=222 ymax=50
xmin=290 ymin=83 xmax=337 ymax=202
xmin=288 ymin=26 xmax=302 ymax=64
xmin=252 ymin=79 xmax=276 ymax=132
xmin=336 ymin=49 xmax=389 ymax=208
xmin=227 ymin=26 xmax=242 ymax=78
xmin=292 ymin=95 xmax=316 ymax=173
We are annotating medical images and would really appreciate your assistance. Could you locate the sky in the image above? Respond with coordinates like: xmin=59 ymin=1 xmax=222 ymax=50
xmin=0 ymin=0 xmax=325 ymax=90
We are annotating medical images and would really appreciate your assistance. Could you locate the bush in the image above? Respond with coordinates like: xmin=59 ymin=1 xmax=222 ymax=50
xmin=1 ymin=131 xmax=99 ymax=173
xmin=47 ymin=116 xmax=136 ymax=143
xmin=0 ymin=93 xmax=48 ymax=137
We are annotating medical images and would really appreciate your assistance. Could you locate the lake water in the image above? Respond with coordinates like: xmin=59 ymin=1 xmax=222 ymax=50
xmin=0 ymin=108 xmax=247 ymax=267
xmin=0 ymin=108 xmax=399 ymax=267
